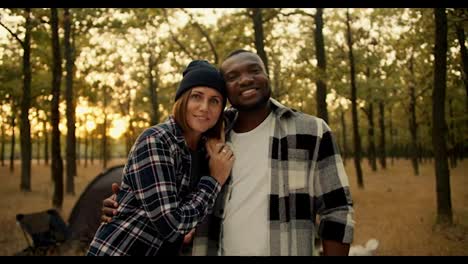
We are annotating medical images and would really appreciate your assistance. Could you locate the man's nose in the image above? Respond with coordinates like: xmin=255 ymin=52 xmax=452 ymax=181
xmin=239 ymin=73 xmax=254 ymax=85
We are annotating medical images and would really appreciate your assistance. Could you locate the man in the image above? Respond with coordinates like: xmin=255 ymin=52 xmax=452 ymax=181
xmin=102 ymin=49 xmax=354 ymax=256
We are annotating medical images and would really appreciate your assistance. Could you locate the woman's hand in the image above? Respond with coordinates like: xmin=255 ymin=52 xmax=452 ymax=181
xmin=183 ymin=229 xmax=196 ymax=245
xmin=205 ymin=127 xmax=234 ymax=186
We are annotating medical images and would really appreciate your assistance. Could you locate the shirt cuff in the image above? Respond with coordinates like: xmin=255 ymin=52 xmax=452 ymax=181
xmin=319 ymin=220 xmax=354 ymax=244
xmin=199 ymin=175 xmax=222 ymax=195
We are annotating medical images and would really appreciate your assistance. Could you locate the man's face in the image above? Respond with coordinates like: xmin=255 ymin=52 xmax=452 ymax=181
xmin=221 ymin=52 xmax=271 ymax=111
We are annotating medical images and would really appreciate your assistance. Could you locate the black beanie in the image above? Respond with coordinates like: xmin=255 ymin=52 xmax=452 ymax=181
xmin=175 ymin=60 xmax=227 ymax=105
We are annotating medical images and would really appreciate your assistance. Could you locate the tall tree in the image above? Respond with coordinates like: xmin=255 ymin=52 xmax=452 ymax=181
xmin=9 ymin=111 xmax=16 ymax=172
xmin=148 ymin=53 xmax=160 ymax=125
xmin=1 ymin=8 xmax=33 ymax=190
xmin=19 ymin=8 xmax=32 ymax=191
xmin=102 ymin=86 xmax=109 ymax=170
xmin=0 ymin=122 xmax=4 ymax=166
xmin=64 ymin=7 xmax=76 ymax=195
xmin=314 ymin=8 xmax=329 ymax=123
xmin=50 ymin=8 xmax=64 ymax=209
xmin=453 ymin=9 xmax=468 ymax=134
xmin=43 ymin=117 xmax=49 ymax=165
xmin=180 ymin=9 xmax=219 ymax=65
xmin=250 ymin=8 xmax=270 ymax=76
xmin=378 ymin=101 xmax=387 ymax=169
xmin=408 ymin=53 xmax=420 ymax=175
xmin=340 ymin=108 xmax=349 ymax=164
xmin=345 ymin=9 xmax=364 ymax=188
xmin=433 ymin=8 xmax=452 ymax=225
xmin=363 ymin=66 xmax=377 ymax=172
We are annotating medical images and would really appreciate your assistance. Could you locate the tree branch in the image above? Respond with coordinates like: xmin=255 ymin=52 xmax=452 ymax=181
xmin=181 ymin=9 xmax=218 ymax=64
xmin=0 ymin=20 xmax=25 ymax=49
xmin=162 ymin=9 xmax=195 ymax=61
xmin=278 ymin=9 xmax=314 ymax=19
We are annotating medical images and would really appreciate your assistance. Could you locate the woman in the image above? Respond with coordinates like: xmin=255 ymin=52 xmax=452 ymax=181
xmin=87 ymin=60 xmax=234 ymax=256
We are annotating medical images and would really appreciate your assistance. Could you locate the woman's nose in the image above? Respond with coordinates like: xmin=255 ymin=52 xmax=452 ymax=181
xmin=199 ymin=100 xmax=209 ymax=111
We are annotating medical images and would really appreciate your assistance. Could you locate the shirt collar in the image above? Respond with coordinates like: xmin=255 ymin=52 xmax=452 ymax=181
xmin=224 ymin=97 xmax=295 ymax=131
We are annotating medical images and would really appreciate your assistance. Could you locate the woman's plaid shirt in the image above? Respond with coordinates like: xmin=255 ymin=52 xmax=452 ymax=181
xmin=87 ymin=116 xmax=221 ymax=256
xmin=191 ymin=98 xmax=355 ymax=256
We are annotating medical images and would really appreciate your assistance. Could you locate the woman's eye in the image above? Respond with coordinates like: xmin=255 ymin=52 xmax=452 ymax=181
xmin=210 ymin=98 xmax=220 ymax=105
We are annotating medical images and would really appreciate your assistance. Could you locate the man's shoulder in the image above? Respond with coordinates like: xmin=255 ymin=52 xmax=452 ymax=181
xmin=282 ymin=108 xmax=324 ymax=125
xmin=270 ymin=98 xmax=322 ymax=123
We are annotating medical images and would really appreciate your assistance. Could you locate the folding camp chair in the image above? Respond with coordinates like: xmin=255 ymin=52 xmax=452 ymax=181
xmin=15 ymin=209 xmax=70 ymax=255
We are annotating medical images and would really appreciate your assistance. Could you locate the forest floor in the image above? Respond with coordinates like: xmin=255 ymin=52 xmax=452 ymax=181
xmin=0 ymin=158 xmax=467 ymax=256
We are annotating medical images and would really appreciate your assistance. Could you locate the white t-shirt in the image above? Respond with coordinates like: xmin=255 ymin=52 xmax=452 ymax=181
xmin=220 ymin=112 xmax=274 ymax=256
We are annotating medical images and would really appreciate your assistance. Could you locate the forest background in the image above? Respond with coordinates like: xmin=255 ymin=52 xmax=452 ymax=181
xmin=0 ymin=8 xmax=467 ymax=255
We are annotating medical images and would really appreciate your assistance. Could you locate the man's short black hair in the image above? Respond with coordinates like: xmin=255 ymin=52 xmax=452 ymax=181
xmin=224 ymin=49 xmax=254 ymax=60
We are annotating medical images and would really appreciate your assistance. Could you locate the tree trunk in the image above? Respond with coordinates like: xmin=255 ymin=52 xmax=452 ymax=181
xmin=346 ymin=9 xmax=364 ymax=188
xmin=76 ymin=136 xmax=80 ymax=165
xmin=64 ymin=8 xmax=76 ymax=195
xmin=126 ymin=121 xmax=134 ymax=157
xmin=314 ymin=8 xmax=329 ymax=123
xmin=408 ymin=54 xmax=419 ymax=176
xmin=389 ymin=106 xmax=395 ymax=165
xmin=36 ymin=131 xmax=40 ymax=165
xmin=1 ymin=122 xmax=5 ymax=166
xmin=433 ymin=8 xmax=452 ymax=225
xmin=51 ymin=8 xmax=64 ymax=209
xmin=364 ymin=65 xmax=377 ymax=171
xmin=43 ymin=118 xmax=49 ymax=165
xmin=340 ymin=109 xmax=348 ymax=165
xmin=35 ymin=110 xmax=40 ymax=165
xmin=10 ymin=113 xmax=15 ymax=172
xmin=102 ymin=88 xmax=109 ymax=170
xmin=378 ymin=101 xmax=387 ymax=169
xmin=251 ymin=8 xmax=269 ymax=76
xmin=366 ymin=102 xmax=377 ymax=171
xmin=148 ymin=53 xmax=159 ymax=125
xmin=454 ymin=21 xmax=468 ymax=128
xmin=20 ymin=8 xmax=32 ymax=192
xmin=90 ymin=133 xmax=94 ymax=165
xmin=84 ymin=126 xmax=88 ymax=168
xmin=448 ymin=98 xmax=457 ymax=168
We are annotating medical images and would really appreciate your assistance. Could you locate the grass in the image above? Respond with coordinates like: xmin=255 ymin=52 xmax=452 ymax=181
xmin=0 ymin=158 xmax=467 ymax=255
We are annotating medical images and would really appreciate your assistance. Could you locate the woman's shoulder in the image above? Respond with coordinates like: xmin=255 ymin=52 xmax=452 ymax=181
xmin=135 ymin=118 xmax=181 ymax=146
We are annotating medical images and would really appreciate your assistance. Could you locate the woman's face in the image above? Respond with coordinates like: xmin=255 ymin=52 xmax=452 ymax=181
xmin=185 ymin=87 xmax=223 ymax=135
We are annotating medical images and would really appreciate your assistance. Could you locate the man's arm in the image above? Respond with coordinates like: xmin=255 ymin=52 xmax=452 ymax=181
xmin=100 ymin=179 xmax=197 ymax=245
xmin=314 ymin=119 xmax=355 ymax=256
xmin=322 ymin=240 xmax=350 ymax=256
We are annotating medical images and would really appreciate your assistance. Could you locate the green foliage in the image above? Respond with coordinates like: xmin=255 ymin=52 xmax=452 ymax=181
xmin=0 ymin=8 xmax=466 ymax=155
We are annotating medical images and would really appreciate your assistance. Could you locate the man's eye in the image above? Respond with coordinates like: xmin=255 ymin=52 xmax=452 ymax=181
xmin=226 ymin=75 xmax=238 ymax=82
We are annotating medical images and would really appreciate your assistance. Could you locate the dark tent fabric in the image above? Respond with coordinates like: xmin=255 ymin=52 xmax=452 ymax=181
xmin=67 ymin=164 xmax=124 ymax=244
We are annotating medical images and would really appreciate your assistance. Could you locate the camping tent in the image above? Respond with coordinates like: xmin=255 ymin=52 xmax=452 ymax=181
xmin=67 ymin=164 xmax=124 ymax=244
xmin=14 ymin=164 xmax=125 ymax=255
